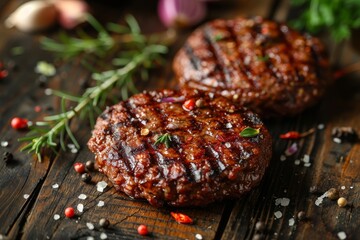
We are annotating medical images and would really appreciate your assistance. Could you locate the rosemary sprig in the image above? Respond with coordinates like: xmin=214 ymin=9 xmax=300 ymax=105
xmin=154 ymin=133 xmax=172 ymax=148
xmin=19 ymin=16 xmax=168 ymax=161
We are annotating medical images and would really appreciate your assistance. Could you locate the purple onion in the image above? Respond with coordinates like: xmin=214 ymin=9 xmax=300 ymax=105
xmin=158 ymin=0 xmax=206 ymax=28
xmin=161 ymin=96 xmax=185 ymax=103
xmin=285 ymin=143 xmax=298 ymax=157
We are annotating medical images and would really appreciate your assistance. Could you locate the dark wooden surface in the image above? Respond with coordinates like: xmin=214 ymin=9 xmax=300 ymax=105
xmin=1 ymin=0 xmax=360 ymax=239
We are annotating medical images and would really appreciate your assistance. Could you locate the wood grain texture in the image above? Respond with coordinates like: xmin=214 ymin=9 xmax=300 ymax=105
xmin=1 ymin=0 xmax=359 ymax=239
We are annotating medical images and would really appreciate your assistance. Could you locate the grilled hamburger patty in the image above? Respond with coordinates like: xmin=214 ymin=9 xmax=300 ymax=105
xmin=173 ymin=16 xmax=332 ymax=117
xmin=88 ymin=89 xmax=272 ymax=207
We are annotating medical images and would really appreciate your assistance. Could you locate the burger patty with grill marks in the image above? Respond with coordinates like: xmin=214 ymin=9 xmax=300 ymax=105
xmin=88 ymin=89 xmax=272 ymax=207
xmin=173 ymin=16 xmax=332 ymax=117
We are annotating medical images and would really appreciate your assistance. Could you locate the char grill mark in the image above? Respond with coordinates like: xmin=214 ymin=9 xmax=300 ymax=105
xmin=203 ymin=25 xmax=232 ymax=88
xmin=184 ymin=43 xmax=201 ymax=71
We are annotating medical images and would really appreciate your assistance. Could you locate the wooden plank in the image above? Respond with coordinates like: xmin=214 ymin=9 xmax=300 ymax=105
xmin=221 ymin=2 xmax=360 ymax=240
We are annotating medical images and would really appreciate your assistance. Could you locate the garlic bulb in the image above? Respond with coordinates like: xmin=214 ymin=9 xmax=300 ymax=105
xmin=5 ymin=0 xmax=58 ymax=32
xmin=54 ymin=0 xmax=89 ymax=29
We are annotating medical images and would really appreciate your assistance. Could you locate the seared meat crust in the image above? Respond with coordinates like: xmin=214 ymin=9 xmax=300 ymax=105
xmin=88 ymin=89 xmax=272 ymax=207
xmin=173 ymin=17 xmax=332 ymax=117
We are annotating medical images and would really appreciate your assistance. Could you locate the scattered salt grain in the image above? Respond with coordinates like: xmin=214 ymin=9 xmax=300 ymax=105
xmin=275 ymin=198 xmax=290 ymax=206
xmin=78 ymin=194 xmax=87 ymax=200
xmin=67 ymin=143 xmax=75 ymax=149
xmin=317 ymin=124 xmax=325 ymax=130
xmin=304 ymin=162 xmax=311 ymax=167
xmin=294 ymin=160 xmax=301 ymax=165
xmin=44 ymin=88 xmax=53 ymax=95
xmin=225 ymin=123 xmax=232 ymax=129
xmin=337 ymin=231 xmax=347 ymax=240
xmin=71 ymin=148 xmax=78 ymax=153
xmin=97 ymin=200 xmax=105 ymax=207
xmin=100 ymin=233 xmax=108 ymax=239
xmin=315 ymin=191 xmax=329 ymax=206
xmin=53 ymin=214 xmax=60 ymax=220
xmin=288 ymin=218 xmax=295 ymax=226
xmin=86 ymin=222 xmax=95 ymax=230
xmin=77 ymin=203 xmax=84 ymax=213
xmin=280 ymin=155 xmax=286 ymax=161
xmin=302 ymin=154 xmax=310 ymax=163
xmin=1 ymin=141 xmax=9 ymax=147
xmin=341 ymin=186 xmax=346 ymax=190
xmin=87 ymin=237 xmax=95 ymax=240
xmin=225 ymin=142 xmax=231 ymax=148
xmin=350 ymin=186 xmax=354 ymax=189
xmin=52 ymin=183 xmax=59 ymax=189
xmin=195 ymin=233 xmax=203 ymax=240
xmin=97 ymin=181 xmax=108 ymax=192
xmin=274 ymin=211 xmax=283 ymax=219
xmin=23 ymin=194 xmax=30 ymax=199
xmin=333 ymin=138 xmax=342 ymax=144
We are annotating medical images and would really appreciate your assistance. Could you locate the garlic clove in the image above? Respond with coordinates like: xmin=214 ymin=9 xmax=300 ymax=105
xmin=53 ymin=0 xmax=89 ymax=29
xmin=5 ymin=0 xmax=58 ymax=32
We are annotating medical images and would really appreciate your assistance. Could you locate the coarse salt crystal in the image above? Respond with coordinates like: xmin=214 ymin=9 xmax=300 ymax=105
xmin=52 ymin=183 xmax=59 ymax=189
xmin=225 ymin=123 xmax=232 ymax=129
xmin=44 ymin=88 xmax=53 ymax=95
xmin=100 ymin=233 xmax=108 ymax=239
xmin=302 ymin=155 xmax=310 ymax=163
xmin=97 ymin=181 xmax=108 ymax=192
xmin=87 ymin=237 xmax=95 ymax=240
xmin=341 ymin=186 xmax=345 ymax=190
xmin=53 ymin=214 xmax=60 ymax=220
xmin=304 ymin=162 xmax=311 ymax=167
xmin=97 ymin=200 xmax=105 ymax=207
xmin=315 ymin=191 xmax=328 ymax=206
xmin=274 ymin=211 xmax=283 ymax=219
xmin=275 ymin=198 xmax=290 ymax=206
xmin=317 ymin=124 xmax=325 ymax=130
xmin=23 ymin=194 xmax=30 ymax=199
xmin=1 ymin=141 xmax=9 ymax=147
xmin=225 ymin=142 xmax=231 ymax=148
xmin=294 ymin=160 xmax=301 ymax=165
xmin=333 ymin=138 xmax=342 ymax=144
xmin=78 ymin=194 xmax=87 ymax=200
xmin=195 ymin=233 xmax=203 ymax=240
xmin=77 ymin=203 xmax=84 ymax=213
xmin=280 ymin=155 xmax=286 ymax=161
xmin=288 ymin=218 xmax=295 ymax=226
xmin=71 ymin=148 xmax=78 ymax=153
xmin=350 ymin=186 xmax=354 ymax=189
xmin=337 ymin=231 xmax=347 ymax=239
xmin=86 ymin=222 xmax=94 ymax=230
xmin=67 ymin=143 xmax=75 ymax=149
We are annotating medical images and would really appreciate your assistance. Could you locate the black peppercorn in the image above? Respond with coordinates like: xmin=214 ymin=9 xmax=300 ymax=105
xmin=85 ymin=160 xmax=95 ymax=171
xmin=297 ymin=211 xmax=306 ymax=221
xmin=3 ymin=151 xmax=13 ymax=163
xmin=99 ymin=218 xmax=110 ymax=228
xmin=255 ymin=221 xmax=266 ymax=232
xmin=81 ymin=173 xmax=92 ymax=183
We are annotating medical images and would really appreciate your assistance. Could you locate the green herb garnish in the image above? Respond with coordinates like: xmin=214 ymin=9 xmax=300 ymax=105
xmin=257 ymin=55 xmax=269 ymax=62
xmin=214 ymin=34 xmax=224 ymax=41
xmin=154 ymin=133 xmax=172 ymax=148
xmin=290 ymin=0 xmax=360 ymax=42
xmin=19 ymin=15 xmax=168 ymax=161
xmin=239 ymin=127 xmax=260 ymax=137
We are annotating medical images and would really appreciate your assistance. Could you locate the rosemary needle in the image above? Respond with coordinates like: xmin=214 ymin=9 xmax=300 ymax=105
xmin=19 ymin=15 xmax=168 ymax=161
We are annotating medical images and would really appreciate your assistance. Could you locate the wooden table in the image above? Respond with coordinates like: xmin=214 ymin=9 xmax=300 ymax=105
xmin=1 ymin=0 xmax=359 ymax=239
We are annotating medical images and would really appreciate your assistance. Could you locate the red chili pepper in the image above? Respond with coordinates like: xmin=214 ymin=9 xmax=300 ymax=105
xmin=280 ymin=131 xmax=301 ymax=139
xmin=0 ymin=70 xmax=8 ymax=79
xmin=64 ymin=207 xmax=75 ymax=218
xmin=280 ymin=128 xmax=315 ymax=139
xmin=137 ymin=224 xmax=149 ymax=236
xmin=170 ymin=212 xmax=193 ymax=224
xmin=182 ymin=99 xmax=195 ymax=111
